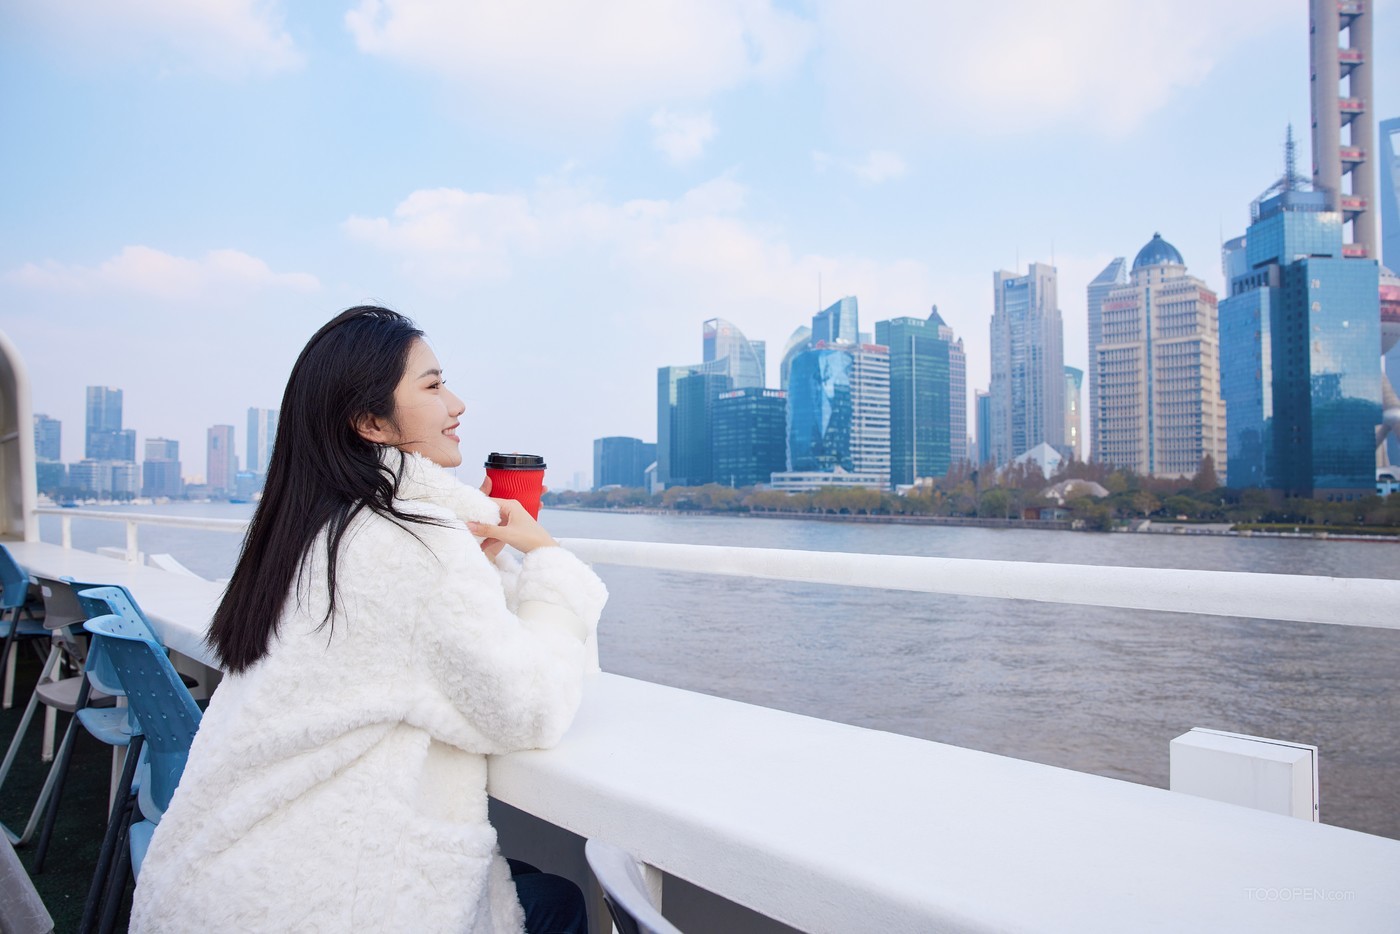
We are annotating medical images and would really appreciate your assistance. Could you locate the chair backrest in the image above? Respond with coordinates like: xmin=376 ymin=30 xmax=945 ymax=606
xmin=76 ymin=586 xmax=158 ymax=643
xmin=34 ymin=577 xmax=104 ymax=634
xmin=584 ymin=839 xmax=683 ymax=934
xmin=83 ymin=616 xmax=201 ymax=815
xmin=0 ymin=833 xmax=54 ymax=934
xmin=0 ymin=544 xmax=29 ymax=611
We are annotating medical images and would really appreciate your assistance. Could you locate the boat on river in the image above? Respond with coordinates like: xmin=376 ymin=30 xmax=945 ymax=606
xmin=2 ymin=329 xmax=1399 ymax=932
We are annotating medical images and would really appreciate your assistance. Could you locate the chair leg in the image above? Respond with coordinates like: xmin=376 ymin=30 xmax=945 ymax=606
xmin=0 ymin=649 xmax=57 ymax=787
xmin=1 ymin=609 xmax=18 ymax=710
xmin=33 ymin=713 xmax=82 ymax=872
xmin=97 ymin=806 xmax=137 ymax=934
xmin=0 ymin=645 xmax=65 ymax=845
xmin=5 ymin=717 xmax=76 ymax=847
xmin=80 ymin=734 xmax=142 ymax=934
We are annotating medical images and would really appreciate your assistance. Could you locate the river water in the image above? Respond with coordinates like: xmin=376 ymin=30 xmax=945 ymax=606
xmin=39 ymin=505 xmax=1400 ymax=840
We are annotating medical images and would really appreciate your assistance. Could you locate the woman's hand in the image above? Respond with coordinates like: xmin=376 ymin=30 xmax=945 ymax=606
xmin=469 ymin=477 xmax=558 ymax=555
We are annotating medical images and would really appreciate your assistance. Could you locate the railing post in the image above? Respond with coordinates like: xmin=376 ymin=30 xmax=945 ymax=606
xmin=125 ymin=520 xmax=139 ymax=564
xmin=60 ymin=515 xmax=71 ymax=550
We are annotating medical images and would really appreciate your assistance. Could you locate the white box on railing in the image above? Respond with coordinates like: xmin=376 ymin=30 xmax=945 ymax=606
xmin=1170 ymin=728 xmax=1319 ymax=821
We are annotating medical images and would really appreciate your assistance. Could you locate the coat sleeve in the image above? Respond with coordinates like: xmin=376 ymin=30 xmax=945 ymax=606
xmin=410 ymin=519 xmax=608 ymax=753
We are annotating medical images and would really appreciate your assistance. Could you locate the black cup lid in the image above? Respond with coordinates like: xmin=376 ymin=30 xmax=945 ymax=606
xmin=485 ymin=452 xmax=546 ymax=469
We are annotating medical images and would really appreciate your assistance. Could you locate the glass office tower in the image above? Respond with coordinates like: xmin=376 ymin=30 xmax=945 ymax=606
xmin=672 ymin=372 xmax=732 ymax=487
xmin=787 ymin=348 xmax=854 ymax=472
xmin=876 ymin=311 xmax=951 ymax=485
xmin=1222 ymin=183 xmax=1380 ymax=498
xmin=33 ymin=414 xmax=60 ymax=462
xmin=811 ymin=296 xmax=859 ymax=347
xmin=713 ymin=388 xmax=787 ymax=487
xmin=1219 ymin=235 xmax=1272 ymax=488
xmin=703 ymin=318 xmax=766 ymax=389
xmin=593 ymin=436 xmax=656 ymax=490
xmin=990 ymin=263 xmax=1064 ymax=466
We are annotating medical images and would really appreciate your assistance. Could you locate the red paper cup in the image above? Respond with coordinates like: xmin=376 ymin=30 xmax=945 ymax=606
xmin=484 ymin=453 xmax=546 ymax=519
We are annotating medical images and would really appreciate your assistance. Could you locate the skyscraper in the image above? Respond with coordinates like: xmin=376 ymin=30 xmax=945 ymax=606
xmin=849 ymin=345 xmax=890 ymax=483
xmin=1086 ymin=257 xmax=1128 ymax=461
xmin=1309 ymin=0 xmax=1376 ymax=259
xmin=1382 ymin=117 xmax=1399 ymax=269
xmin=975 ymin=390 xmax=991 ymax=466
xmin=246 ymin=407 xmax=279 ymax=475
xmin=876 ymin=310 xmax=951 ymax=485
xmin=1221 ymin=167 xmax=1379 ymax=498
xmin=703 ymin=319 xmax=766 ymax=389
xmin=592 ymin=437 xmax=656 ymax=490
xmin=989 ymin=263 xmax=1065 ymax=466
xmin=142 ymin=438 xmax=182 ymax=498
xmin=787 ymin=347 xmax=854 ymax=473
xmin=84 ymin=386 xmax=134 ymax=461
xmin=207 ymin=425 xmax=237 ymax=495
xmin=657 ymin=318 xmax=764 ymax=488
xmin=1064 ymin=366 xmax=1083 ymax=461
xmin=1380 ymin=116 xmax=1400 ymax=465
xmin=939 ymin=312 xmax=967 ymax=470
xmin=32 ymin=414 xmax=60 ymax=462
xmin=671 ymin=371 xmax=732 ymax=487
xmin=787 ymin=342 xmax=889 ymax=485
xmin=811 ymin=296 xmax=859 ymax=346
xmin=1095 ymin=234 xmax=1226 ymax=481
xmin=713 ymin=388 xmax=787 ymax=487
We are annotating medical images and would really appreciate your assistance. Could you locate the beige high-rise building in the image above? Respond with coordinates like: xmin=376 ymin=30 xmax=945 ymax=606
xmin=1094 ymin=234 xmax=1226 ymax=482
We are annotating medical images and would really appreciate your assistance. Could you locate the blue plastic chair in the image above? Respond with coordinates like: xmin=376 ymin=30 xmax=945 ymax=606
xmin=81 ymin=614 xmax=202 ymax=934
xmin=74 ymin=586 xmax=159 ymax=643
xmin=21 ymin=582 xmax=154 ymax=872
xmin=0 ymin=543 xmax=48 ymax=710
xmin=0 ymin=577 xmax=114 ymax=851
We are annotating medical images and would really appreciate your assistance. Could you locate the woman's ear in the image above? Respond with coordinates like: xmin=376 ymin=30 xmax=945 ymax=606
xmin=354 ymin=412 xmax=395 ymax=445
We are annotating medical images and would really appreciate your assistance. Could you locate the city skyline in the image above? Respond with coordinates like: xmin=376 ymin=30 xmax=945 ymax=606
xmin=2 ymin=2 xmax=1397 ymax=486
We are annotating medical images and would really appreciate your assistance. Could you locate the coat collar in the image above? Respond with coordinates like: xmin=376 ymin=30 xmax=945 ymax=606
xmin=382 ymin=447 xmax=502 ymax=526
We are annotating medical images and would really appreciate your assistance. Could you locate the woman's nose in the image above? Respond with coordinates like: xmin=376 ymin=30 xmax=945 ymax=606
xmin=447 ymin=388 xmax=466 ymax=416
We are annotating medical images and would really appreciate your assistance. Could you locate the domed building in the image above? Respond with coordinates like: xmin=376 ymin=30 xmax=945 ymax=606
xmin=1092 ymin=234 xmax=1227 ymax=482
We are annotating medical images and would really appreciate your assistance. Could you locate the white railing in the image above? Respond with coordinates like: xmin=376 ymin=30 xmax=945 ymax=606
xmin=15 ymin=511 xmax=1400 ymax=931
xmin=32 ymin=507 xmax=1400 ymax=630
xmin=34 ymin=506 xmax=247 ymax=562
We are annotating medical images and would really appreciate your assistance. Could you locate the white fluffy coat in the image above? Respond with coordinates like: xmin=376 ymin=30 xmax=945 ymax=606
xmin=129 ymin=451 xmax=607 ymax=933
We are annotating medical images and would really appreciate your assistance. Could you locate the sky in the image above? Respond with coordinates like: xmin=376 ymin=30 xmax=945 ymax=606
xmin=2 ymin=0 xmax=1397 ymax=489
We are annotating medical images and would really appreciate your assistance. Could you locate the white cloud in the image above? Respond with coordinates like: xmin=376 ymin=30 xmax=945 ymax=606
xmin=817 ymin=0 xmax=1282 ymax=136
xmin=6 ymin=0 xmax=302 ymax=76
xmin=341 ymin=175 xmax=947 ymax=364
xmin=344 ymin=0 xmax=813 ymax=124
xmin=7 ymin=246 xmax=320 ymax=300
xmin=650 ymin=109 xmax=717 ymax=164
xmin=812 ymin=149 xmax=907 ymax=185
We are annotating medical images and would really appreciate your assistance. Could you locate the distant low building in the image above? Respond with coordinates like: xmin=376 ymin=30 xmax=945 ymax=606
xmin=769 ymin=468 xmax=887 ymax=492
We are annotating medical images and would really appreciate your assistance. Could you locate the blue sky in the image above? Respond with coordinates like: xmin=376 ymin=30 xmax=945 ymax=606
xmin=2 ymin=1 xmax=1396 ymax=488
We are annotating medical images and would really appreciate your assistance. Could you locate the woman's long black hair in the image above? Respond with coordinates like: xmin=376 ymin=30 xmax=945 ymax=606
xmin=208 ymin=306 xmax=439 ymax=672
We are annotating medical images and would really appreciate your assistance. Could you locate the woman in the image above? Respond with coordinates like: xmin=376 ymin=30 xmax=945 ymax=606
xmin=131 ymin=307 xmax=607 ymax=932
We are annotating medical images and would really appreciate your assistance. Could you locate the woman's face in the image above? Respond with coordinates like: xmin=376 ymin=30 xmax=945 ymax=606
xmin=371 ymin=339 xmax=466 ymax=468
